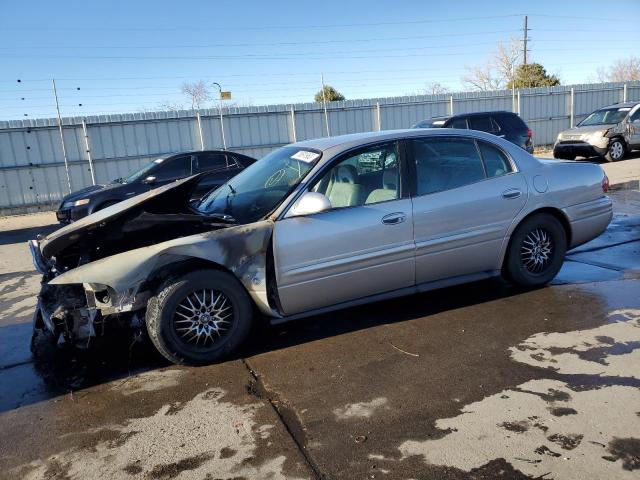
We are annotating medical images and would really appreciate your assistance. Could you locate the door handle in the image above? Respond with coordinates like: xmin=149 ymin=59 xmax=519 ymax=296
xmin=381 ymin=212 xmax=406 ymax=225
xmin=502 ymin=189 xmax=522 ymax=199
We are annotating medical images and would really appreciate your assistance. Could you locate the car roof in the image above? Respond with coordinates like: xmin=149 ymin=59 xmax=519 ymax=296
xmin=287 ymin=128 xmax=513 ymax=155
xmin=419 ymin=110 xmax=517 ymax=123
xmin=600 ymin=101 xmax=640 ymax=109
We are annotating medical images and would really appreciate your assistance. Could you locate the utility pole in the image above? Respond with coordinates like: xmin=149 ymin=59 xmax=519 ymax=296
xmin=321 ymin=73 xmax=330 ymax=137
xmin=522 ymin=15 xmax=529 ymax=66
xmin=52 ymin=79 xmax=72 ymax=194
xmin=211 ymin=82 xmax=227 ymax=150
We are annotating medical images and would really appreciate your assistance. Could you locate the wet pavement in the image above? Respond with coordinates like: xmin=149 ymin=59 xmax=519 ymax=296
xmin=0 ymin=188 xmax=639 ymax=480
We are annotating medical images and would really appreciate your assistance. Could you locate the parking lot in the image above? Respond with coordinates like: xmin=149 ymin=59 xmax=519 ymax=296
xmin=0 ymin=159 xmax=639 ymax=479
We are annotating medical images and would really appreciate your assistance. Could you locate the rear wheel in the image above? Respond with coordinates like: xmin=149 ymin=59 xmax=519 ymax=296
xmin=604 ymin=139 xmax=625 ymax=162
xmin=504 ymin=213 xmax=567 ymax=287
xmin=146 ymin=269 xmax=253 ymax=365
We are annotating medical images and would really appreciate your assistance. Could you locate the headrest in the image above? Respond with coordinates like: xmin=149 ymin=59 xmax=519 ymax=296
xmin=383 ymin=168 xmax=398 ymax=189
xmin=336 ymin=165 xmax=358 ymax=184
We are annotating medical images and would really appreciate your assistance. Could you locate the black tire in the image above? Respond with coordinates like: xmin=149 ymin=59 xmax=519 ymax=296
xmin=604 ymin=138 xmax=626 ymax=162
xmin=145 ymin=269 xmax=253 ymax=365
xmin=564 ymin=154 xmax=576 ymax=161
xmin=504 ymin=213 xmax=567 ymax=287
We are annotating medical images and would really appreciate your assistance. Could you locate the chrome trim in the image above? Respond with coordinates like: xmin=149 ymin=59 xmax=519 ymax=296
xmin=28 ymin=239 xmax=46 ymax=274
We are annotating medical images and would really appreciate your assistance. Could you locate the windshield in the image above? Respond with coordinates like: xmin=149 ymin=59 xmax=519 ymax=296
xmin=123 ymin=157 xmax=166 ymax=183
xmin=196 ymin=146 xmax=320 ymax=223
xmin=579 ymin=108 xmax=629 ymax=126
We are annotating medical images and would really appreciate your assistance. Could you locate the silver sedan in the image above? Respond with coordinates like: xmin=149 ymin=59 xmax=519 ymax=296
xmin=31 ymin=129 xmax=613 ymax=364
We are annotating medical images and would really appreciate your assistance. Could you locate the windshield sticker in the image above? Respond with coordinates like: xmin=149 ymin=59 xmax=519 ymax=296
xmin=432 ymin=120 xmax=446 ymax=126
xmin=618 ymin=107 xmax=631 ymax=111
xmin=154 ymin=158 xmax=165 ymax=163
xmin=291 ymin=150 xmax=320 ymax=163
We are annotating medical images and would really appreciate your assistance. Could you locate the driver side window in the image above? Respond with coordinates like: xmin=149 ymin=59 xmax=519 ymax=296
xmin=154 ymin=155 xmax=192 ymax=181
xmin=311 ymin=142 xmax=400 ymax=209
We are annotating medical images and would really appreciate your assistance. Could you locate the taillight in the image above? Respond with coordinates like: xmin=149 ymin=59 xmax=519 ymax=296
xmin=602 ymin=174 xmax=609 ymax=193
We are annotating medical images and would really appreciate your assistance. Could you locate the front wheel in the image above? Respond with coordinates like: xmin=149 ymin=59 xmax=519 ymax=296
xmin=504 ymin=214 xmax=567 ymax=287
xmin=146 ymin=270 xmax=253 ymax=365
xmin=604 ymin=139 xmax=625 ymax=162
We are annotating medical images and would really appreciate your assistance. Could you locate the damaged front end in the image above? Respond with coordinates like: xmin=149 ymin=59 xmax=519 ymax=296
xmin=29 ymin=175 xmax=236 ymax=351
xmin=29 ymin=175 xmax=279 ymax=355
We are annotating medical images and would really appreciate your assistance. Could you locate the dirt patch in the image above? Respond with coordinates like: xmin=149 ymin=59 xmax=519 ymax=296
xmin=547 ymin=433 xmax=583 ymax=450
xmin=604 ymin=437 xmax=640 ymax=471
xmin=548 ymin=406 xmax=578 ymax=417
xmin=220 ymin=447 xmax=237 ymax=459
xmin=147 ymin=453 xmax=214 ymax=479
xmin=498 ymin=421 xmax=529 ymax=433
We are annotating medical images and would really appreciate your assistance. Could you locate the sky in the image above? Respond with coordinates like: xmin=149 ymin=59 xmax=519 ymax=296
xmin=1 ymin=0 xmax=639 ymax=120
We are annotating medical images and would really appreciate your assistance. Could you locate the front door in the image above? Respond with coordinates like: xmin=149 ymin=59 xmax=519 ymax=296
xmin=409 ymin=136 xmax=528 ymax=284
xmin=273 ymin=141 xmax=415 ymax=315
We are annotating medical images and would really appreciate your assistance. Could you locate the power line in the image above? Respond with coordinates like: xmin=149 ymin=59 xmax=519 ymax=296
xmin=0 ymin=14 xmax=522 ymax=31
xmin=0 ymin=30 xmax=519 ymax=50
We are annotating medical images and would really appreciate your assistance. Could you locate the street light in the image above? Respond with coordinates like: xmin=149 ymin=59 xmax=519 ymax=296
xmin=211 ymin=82 xmax=227 ymax=150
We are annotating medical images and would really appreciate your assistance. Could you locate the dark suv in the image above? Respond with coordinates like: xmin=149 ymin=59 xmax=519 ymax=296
xmin=57 ymin=150 xmax=255 ymax=223
xmin=413 ymin=111 xmax=534 ymax=153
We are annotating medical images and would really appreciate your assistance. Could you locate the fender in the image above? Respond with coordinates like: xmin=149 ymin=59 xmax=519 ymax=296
xmin=50 ymin=220 xmax=275 ymax=314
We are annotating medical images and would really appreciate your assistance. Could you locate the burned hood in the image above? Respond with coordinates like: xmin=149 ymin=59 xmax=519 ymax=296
xmin=40 ymin=175 xmax=203 ymax=259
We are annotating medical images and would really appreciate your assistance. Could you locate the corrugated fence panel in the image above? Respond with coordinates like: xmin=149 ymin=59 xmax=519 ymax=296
xmin=1 ymin=81 xmax=638 ymax=211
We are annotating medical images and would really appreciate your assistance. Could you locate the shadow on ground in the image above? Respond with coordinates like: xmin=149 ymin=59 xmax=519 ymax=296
xmin=0 ymin=277 xmax=527 ymax=414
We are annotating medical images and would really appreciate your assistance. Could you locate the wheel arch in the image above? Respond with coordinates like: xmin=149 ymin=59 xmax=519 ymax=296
xmin=141 ymin=257 xmax=242 ymax=297
xmin=501 ymin=206 xmax=572 ymax=271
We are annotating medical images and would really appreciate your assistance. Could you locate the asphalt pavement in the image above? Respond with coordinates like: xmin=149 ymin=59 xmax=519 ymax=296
xmin=0 ymin=178 xmax=638 ymax=479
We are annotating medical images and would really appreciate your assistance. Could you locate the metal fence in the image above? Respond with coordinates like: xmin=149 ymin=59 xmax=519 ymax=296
xmin=1 ymin=80 xmax=638 ymax=214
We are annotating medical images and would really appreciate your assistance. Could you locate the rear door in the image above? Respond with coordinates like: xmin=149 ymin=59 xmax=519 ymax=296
xmin=273 ymin=141 xmax=415 ymax=315
xmin=409 ymin=136 xmax=527 ymax=284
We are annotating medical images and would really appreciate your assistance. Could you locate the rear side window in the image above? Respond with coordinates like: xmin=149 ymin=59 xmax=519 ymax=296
xmin=196 ymin=153 xmax=227 ymax=171
xmin=449 ymin=118 xmax=468 ymax=129
xmin=469 ymin=116 xmax=500 ymax=134
xmin=494 ymin=113 xmax=528 ymax=133
xmin=478 ymin=141 xmax=512 ymax=178
xmin=412 ymin=138 xmax=486 ymax=195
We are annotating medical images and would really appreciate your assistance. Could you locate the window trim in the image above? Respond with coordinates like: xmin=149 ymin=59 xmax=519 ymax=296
xmin=408 ymin=135 xmax=518 ymax=198
xmin=278 ymin=139 xmax=409 ymax=218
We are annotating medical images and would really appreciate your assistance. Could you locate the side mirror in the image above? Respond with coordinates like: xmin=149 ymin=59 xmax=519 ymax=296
xmin=143 ymin=176 xmax=156 ymax=185
xmin=287 ymin=192 xmax=331 ymax=217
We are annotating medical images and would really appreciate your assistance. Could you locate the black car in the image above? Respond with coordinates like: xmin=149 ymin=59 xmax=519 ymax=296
xmin=413 ymin=111 xmax=534 ymax=153
xmin=57 ymin=150 xmax=255 ymax=223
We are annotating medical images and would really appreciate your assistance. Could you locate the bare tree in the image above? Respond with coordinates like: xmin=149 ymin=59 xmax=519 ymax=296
xmin=157 ymin=101 xmax=185 ymax=112
xmin=596 ymin=56 xmax=640 ymax=82
xmin=462 ymin=63 xmax=504 ymax=91
xmin=181 ymin=80 xmax=211 ymax=110
xmin=462 ymin=36 xmax=522 ymax=91
xmin=423 ymin=82 xmax=450 ymax=95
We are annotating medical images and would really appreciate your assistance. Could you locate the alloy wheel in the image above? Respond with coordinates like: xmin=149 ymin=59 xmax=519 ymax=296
xmin=173 ymin=289 xmax=234 ymax=347
xmin=609 ymin=141 xmax=624 ymax=160
xmin=521 ymin=228 xmax=554 ymax=274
